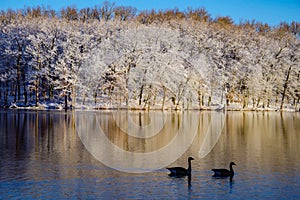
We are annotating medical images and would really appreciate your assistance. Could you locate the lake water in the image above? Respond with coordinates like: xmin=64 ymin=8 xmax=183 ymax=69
xmin=0 ymin=110 xmax=299 ymax=199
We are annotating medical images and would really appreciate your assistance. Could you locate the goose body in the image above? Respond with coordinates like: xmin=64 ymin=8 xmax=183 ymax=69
xmin=167 ymin=157 xmax=194 ymax=177
xmin=212 ymin=162 xmax=236 ymax=177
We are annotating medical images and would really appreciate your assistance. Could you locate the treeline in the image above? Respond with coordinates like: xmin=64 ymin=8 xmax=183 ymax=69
xmin=1 ymin=1 xmax=299 ymax=35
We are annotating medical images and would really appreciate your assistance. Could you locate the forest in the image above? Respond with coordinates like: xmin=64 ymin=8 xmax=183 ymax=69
xmin=0 ymin=1 xmax=299 ymax=111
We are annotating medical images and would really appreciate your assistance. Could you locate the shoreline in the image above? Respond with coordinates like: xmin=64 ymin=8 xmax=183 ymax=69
xmin=2 ymin=103 xmax=299 ymax=112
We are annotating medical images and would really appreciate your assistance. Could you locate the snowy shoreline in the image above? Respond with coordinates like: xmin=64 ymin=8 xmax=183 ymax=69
xmin=5 ymin=102 xmax=299 ymax=112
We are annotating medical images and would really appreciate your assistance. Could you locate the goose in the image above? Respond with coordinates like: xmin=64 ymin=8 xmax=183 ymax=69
xmin=212 ymin=162 xmax=236 ymax=177
xmin=167 ymin=157 xmax=194 ymax=177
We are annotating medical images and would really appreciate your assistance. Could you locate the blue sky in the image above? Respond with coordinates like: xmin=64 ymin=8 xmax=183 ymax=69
xmin=0 ymin=0 xmax=299 ymax=26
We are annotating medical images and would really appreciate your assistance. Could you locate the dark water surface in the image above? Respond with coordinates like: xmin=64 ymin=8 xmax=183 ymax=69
xmin=0 ymin=110 xmax=299 ymax=199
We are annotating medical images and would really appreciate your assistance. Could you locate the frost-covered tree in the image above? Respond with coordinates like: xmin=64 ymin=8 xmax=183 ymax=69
xmin=0 ymin=21 xmax=30 ymax=105
xmin=79 ymin=23 xmax=207 ymax=109
xmin=54 ymin=20 xmax=102 ymax=109
xmin=27 ymin=18 xmax=60 ymax=105
xmin=0 ymin=5 xmax=299 ymax=111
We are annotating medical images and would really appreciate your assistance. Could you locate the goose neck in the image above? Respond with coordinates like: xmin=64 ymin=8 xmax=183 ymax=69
xmin=188 ymin=160 xmax=192 ymax=172
xmin=230 ymin=164 xmax=234 ymax=173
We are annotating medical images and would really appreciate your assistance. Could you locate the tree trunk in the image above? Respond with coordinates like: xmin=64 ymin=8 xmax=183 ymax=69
xmin=153 ymin=92 xmax=157 ymax=107
xmin=143 ymin=91 xmax=151 ymax=109
xmin=139 ymin=84 xmax=144 ymax=106
xmin=35 ymin=78 xmax=39 ymax=107
xmin=243 ymin=97 xmax=247 ymax=108
xmin=14 ymin=39 xmax=24 ymax=101
xmin=295 ymin=97 xmax=299 ymax=111
xmin=24 ymin=82 xmax=27 ymax=105
xmin=14 ymin=84 xmax=17 ymax=102
xmin=198 ymin=91 xmax=201 ymax=107
xmin=94 ymin=92 xmax=97 ymax=104
xmin=221 ymin=90 xmax=224 ymax=104
xmin=280 ymin=65 xmax=292 ymax=110
xmin=64 ymin=93 xmax=68 ymax=111
xmin=82 ymin=93 xmax=86 ymax=105
xmin=4 ymin=81 xmax=8 ymax=107
xmin=256 ymin=98 xmax=260 ymax=108
xmin=125 ymin=63 xmax=133 ymax=107
xmin=208 ymin=96 xmax=211 ymax=106
xmin=71 ymin=86 xmax=76 ymax=109
xmin=22 ymin=68 xmax=27 ymax=105
xmin=161 ymin=86 xmax=166 ymax=110
xmin=49 ymin=84 xmax=53 ymax=99
xmin=16 ymin=51 xmax=21 ymax=101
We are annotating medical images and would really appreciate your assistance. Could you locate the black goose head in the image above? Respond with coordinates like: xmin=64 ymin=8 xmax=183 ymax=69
xmin=230 ymin=162 xmax=236 ymax=166
xmin=188 ymin=157 xmax=194 ymax=161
